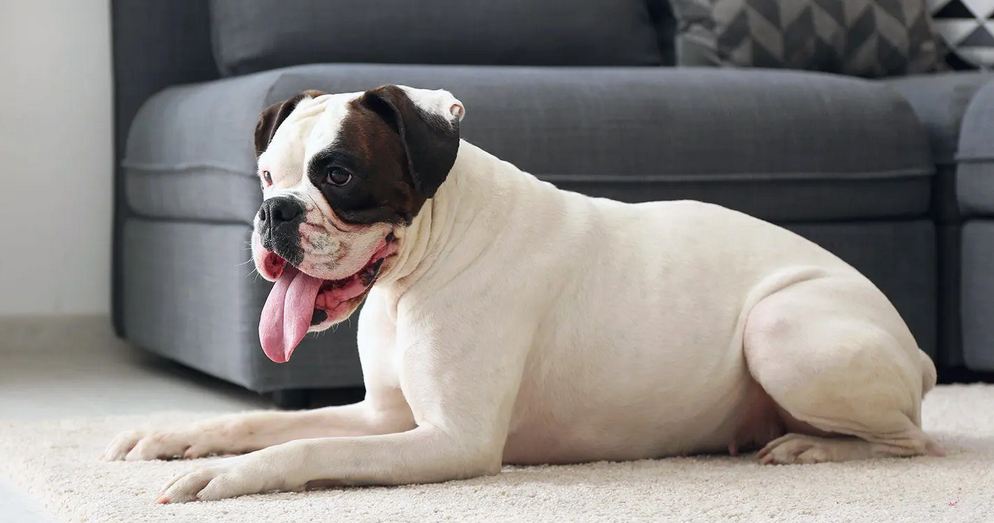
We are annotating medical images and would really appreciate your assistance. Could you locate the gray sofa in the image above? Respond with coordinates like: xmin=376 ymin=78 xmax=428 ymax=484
xmin=111 ymin=0 xmax=994 ymax=407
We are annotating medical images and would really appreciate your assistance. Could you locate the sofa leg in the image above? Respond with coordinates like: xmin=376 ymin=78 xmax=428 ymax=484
xmin=270 ymin=388 xmax=311 ymax=410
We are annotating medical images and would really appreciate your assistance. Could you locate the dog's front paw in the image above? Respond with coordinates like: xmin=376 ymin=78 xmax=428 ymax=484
xmin=101 ymin=429 xmax=147 ymax=461
xmin=101 ymin=427 xmax=225 ymax=462
xmin=157 ymin=455 xmax=293 ymax=503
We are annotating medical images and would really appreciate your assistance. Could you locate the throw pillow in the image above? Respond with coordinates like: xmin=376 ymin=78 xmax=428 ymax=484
xmin=930 ymin=0 xmax=994 ymax=69
xmin=670 ymin=0 xmax=946 ymax=77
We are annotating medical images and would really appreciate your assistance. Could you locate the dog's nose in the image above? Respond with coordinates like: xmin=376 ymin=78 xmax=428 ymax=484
xmin=258 ymin=196 xmax=304 ymax=229
xmin=257 ymin=196 xmax=306 ymax=265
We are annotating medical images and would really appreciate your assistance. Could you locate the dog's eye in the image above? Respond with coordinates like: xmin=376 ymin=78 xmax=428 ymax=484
xmin=326 ymin=168 xmax=352 ymax=187
xmin=262 ymin=170 xmax=273 ymax=187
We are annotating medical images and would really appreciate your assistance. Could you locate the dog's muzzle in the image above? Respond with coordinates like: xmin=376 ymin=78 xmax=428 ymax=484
xmin=258 ymin=196 xmax=306 ymax=266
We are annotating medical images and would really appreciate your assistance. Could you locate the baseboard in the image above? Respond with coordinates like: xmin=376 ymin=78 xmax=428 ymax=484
xmin=937 ymin=366 xmax=994 ymax=385
xmin=0 ymin=314 xmax=124 ymax=354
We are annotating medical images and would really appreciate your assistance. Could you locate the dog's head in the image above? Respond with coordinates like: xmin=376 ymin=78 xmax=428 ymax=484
xmin=251 ymin=85 xmax=464 ymax=362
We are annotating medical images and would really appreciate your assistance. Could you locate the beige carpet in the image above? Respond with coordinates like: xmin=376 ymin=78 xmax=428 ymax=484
xmin=1 ymin=385 xmax=993 ymax=523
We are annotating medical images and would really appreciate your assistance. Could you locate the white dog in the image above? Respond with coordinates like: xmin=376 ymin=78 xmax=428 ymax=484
xmin=103 ymin=85 xmax=943 ymax=503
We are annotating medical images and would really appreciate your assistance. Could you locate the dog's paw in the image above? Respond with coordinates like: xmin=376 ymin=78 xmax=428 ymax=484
xmin=157 ymin=455 xmax=293 ymax=503
xmin=101 ymin=428 xmax=222 ymax=462
xmin=757 ymin=434 xmax=833 ymax=465
xmin=101 ymin=429 xmax=146 ymax=461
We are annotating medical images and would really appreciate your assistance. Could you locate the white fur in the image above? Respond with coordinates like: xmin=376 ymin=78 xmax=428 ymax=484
xmin=104 ymin=87 xmax=940 ymax=503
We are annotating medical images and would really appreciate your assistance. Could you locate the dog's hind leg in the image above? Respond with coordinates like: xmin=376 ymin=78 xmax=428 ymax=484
xmin=743 ymin=274 xmax=944 ymax=464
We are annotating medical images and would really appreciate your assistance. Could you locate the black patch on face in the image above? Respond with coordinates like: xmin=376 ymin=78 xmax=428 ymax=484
xmin=307 ymin=146 xmax=415 ymax=225
xmin=258 ymin=196 xmax=306 ymax=266
xmin=363 ymin=85 xmax=460 ymax=200
xmin=305 ymin=85 xmax=461 ymax=226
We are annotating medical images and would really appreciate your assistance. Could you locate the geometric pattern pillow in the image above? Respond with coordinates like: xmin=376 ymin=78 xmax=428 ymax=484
xmin=930 ymin=0 xmax=994 ymax=69
xmin=670 ymin=0 xmax=947 ymax=78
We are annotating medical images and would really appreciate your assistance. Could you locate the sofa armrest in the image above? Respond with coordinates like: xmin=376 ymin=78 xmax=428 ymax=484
xmin=111 ymin=0 xmax=220 ymax=337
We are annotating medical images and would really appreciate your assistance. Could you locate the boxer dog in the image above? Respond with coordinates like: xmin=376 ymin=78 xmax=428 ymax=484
xmin=103 ymin=86 xmax=943 ymax=503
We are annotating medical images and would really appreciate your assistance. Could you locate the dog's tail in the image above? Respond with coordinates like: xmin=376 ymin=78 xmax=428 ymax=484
xmin=920 ymin=348 xmax=937 ymax=396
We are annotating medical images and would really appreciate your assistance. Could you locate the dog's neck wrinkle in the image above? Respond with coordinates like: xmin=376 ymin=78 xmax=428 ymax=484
xmin=380 ymin=141 xmax=515 ymax=293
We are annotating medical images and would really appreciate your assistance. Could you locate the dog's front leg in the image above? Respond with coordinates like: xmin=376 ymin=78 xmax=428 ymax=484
xmin=101 ymin=400 xmax=416 ymax=461
xmin=158 ymin=425 xmax=492 ymax=503
xmin=104 ymin=292 xmax=412 ymax=462
xmin=158 ymin=325 xmax=531 ymax=502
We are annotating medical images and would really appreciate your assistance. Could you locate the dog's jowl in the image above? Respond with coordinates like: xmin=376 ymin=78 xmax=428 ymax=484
xmin=103 ymin=85 xmax=943 ymax=503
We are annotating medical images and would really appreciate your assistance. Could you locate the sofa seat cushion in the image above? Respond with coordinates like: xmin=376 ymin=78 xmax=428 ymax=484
xmin=123 ymin=64 xmax=933 ymax=224
xmin=957 ymin=77 xmax=994 ymax=217
xmin=208 ymin=0 xmax=664 ymax=75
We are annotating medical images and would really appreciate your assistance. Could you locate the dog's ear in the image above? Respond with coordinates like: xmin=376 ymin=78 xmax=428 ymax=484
xmin=254 ymin=90 xmax=325 ymax=157
xmin=360 ymin=85 xmax=461 ymax=199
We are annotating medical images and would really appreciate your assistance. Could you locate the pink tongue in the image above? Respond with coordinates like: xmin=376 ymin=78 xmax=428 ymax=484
xmin=259 ymin=265 xmax=323 ymax=363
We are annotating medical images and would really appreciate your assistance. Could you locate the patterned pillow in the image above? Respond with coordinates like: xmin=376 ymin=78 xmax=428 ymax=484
xmin=930 ymin=0 xmax=993 ymax=69
xmin=670 ymin=0 xmax=947 ymax=78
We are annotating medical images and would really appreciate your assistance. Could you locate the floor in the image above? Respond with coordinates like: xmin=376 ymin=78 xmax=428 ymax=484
xmin=3 ymin=385 xmax=993 ymax=522
xmin=0 ymin=316 xmax=273 ymax=523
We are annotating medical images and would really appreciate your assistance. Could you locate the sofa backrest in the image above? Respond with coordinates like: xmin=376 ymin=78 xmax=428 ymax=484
xmin=209 ymin=0 xmax=666 ymax=76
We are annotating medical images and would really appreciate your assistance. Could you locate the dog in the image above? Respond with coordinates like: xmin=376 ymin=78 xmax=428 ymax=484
xmin=102 ymin=85 xmax=944 ymax=503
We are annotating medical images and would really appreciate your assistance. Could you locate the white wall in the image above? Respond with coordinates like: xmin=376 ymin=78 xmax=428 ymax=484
xmin=0 ymin=0 xmax=113 ymax=315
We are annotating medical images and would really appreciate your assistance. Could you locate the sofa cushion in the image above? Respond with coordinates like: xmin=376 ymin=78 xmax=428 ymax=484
xmin=123 ymin=64 xmax=933 ymax=224
xmin=208 ymin=0 xmax=664 ymax=75
xmin=885 ymin=72 xmax=993 ymax=166
xmin=884 ymin=71 xmax=993 ymax=222
xmin=668 ymin=0 xmax=945 ymax=78
xmin=958 ymin=77 xmax=994 ymax=217
xmin=931 ymin=0 xmax=994 ymax=70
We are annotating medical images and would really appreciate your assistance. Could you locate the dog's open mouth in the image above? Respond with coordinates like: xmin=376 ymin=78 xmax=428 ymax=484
xmin=259 ymin=234 xmax=396 ymax=364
